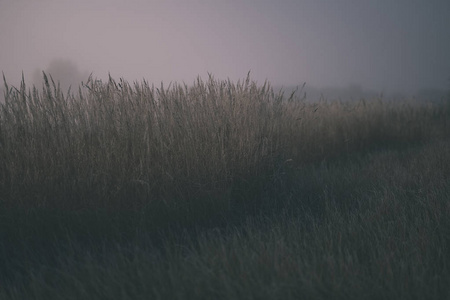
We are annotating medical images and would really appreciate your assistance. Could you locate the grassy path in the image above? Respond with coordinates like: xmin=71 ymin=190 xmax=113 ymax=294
xmin=1 ymin=138 xmax=449 ymax=299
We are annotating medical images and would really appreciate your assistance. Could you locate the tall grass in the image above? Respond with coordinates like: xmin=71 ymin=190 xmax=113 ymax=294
xmin=1 ymin=73 xmax=450 ymax=299
xmin=1 ymin=73 xmax=449 ymax=214
xmin=2 ymin=138 xmax=450 ymax=300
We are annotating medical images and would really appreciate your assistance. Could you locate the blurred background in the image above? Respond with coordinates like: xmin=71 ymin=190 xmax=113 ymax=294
xmin=1 ymin=0 xmax=449 ymax=101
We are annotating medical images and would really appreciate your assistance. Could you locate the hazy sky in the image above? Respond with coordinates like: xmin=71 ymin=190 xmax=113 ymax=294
xmin=1 ymin=0 xmax=449 ymax=95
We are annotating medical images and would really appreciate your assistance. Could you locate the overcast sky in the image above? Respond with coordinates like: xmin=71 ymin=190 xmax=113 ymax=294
xmin=1 ymin=0 xmax=449 ymax=95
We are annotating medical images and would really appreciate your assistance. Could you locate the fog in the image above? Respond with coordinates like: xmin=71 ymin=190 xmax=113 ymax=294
xmin=1 ymin=0 xmax=450 ymax=100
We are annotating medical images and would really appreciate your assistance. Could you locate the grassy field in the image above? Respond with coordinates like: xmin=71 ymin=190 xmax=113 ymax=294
xmin=0 ymin=73 xmax=449 ymax=299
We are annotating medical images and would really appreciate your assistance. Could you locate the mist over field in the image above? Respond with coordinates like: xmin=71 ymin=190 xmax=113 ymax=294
xmin=2 ymin=2 xmax=450 ymax=298
xmin=1 ymin=0 xmax=450 ymax=102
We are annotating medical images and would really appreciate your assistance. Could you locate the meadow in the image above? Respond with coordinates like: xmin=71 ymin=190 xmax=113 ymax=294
xmin=0 ymin=73 xmax=449 ymax=299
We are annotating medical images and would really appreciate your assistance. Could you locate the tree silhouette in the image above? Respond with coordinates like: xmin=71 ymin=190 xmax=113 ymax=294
xmin=32 ymin=59 xmax=90 ymax=93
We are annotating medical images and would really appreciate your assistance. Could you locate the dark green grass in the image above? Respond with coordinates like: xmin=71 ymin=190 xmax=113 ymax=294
xmin=0 ymin=74 xmax=449 ymax=299
xmin=1 ymin=139 xmax=449 ymax=300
